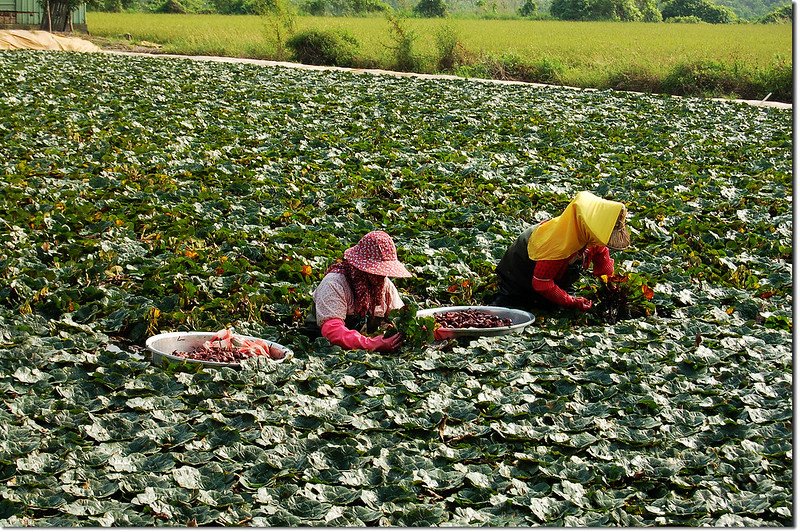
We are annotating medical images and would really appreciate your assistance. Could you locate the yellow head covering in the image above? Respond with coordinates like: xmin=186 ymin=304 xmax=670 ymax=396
xmin=527 ymin=191 xmax=625 ymax=261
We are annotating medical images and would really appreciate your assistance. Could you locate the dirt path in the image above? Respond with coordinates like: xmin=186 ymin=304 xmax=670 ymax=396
xmin=104 ymin=50 xmax=792 ymax=110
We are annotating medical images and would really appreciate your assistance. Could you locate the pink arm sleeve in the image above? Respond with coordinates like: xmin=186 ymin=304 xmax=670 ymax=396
xmin=321 ymin=318 xmax=380 ymax=351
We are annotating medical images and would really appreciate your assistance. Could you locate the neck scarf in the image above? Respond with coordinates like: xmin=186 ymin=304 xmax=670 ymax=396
xmin=327 ymin=260 xmax=386 ymax=317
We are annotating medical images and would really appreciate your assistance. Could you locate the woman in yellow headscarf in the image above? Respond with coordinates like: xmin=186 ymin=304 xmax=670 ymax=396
xmin=493 ymin=191 xmax=630 ymax=311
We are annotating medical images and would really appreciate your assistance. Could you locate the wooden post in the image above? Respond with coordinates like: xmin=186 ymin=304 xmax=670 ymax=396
xmin=46 ymin=0 xmax=52 ymax=32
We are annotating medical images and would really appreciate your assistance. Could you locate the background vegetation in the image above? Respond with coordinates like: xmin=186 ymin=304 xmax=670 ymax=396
xmin=90 ymin=0 xmax=790 ymax=21
xmin=87 ymin=12 xmax=792 ymax=102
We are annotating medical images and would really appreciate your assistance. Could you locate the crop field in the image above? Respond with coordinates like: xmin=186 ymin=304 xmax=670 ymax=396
xmin=87 ymin=13 xmax=791 ymax=84
xmin=0 ymin=50 xmax=793 ymax=526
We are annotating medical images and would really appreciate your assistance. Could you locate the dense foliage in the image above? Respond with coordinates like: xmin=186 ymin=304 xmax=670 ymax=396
xmin=0 ymin=51 xmax=792 ymax=526
xmin=756 ymin=1 xmax=791 ymax=22
xmin=286 ymin=29 xmax=361 ymax=66
xmin=413 ymin=0 xmax=449 ymax=17
xmin=549 ymin=0 xmax=661 ymax=21
xmin=90 ymin=0 xmax=787 ymax=20
xmin=661 ymin=0 xmax=738 ymax=22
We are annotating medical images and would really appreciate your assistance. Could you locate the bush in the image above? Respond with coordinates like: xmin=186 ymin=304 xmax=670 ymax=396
xmin=413 ymin=0 xmax=447 ymax=17
xmin=661 ymin=0 xmax=737 ymax=23
xmin=662 ymin=60 xmax=745 ymax=97
xmin=664 ymin=15 xmax=704 ymax=22
xmin=209 ymin=0 xmax=263 ymax=13
xmin=386 ymin=15 xmax=421 ymax=72
xmin=301 ymin=0 xmax=389 ymax=15
xmin=550 ymin=0 xmax=588 ymax=19
xmin=434 ymin=24 xmax=469 ymax=71
xmin=286 ymin=29 xmax=360 ymax=67
xmin=636 ymin=0 xmax=661 ymax=21
xmin=753 ymin=58 xmax=792 ymax=103
xmin=484 ymin=53 xmax=565 ymax=84
xmin=156 ymin=0 xmax=187 ymax=12
xmin=551 ymin=0 xmax=647 ymax=20
xmin=605 ymin=65 xmax=661 ymax=93
xmin=517 ymin=0 xmax=538 ymax=16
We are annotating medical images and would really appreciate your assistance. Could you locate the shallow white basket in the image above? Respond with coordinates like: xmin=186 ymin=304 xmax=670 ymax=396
xmin=417 ymin=305 xmax=535 ymax=339
xmin=146 ymin=331 xmax=293 ymax=368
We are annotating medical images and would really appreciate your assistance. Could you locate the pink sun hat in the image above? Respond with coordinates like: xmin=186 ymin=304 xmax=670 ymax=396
xmin=344 ymin=231 xmax=413 ymax=278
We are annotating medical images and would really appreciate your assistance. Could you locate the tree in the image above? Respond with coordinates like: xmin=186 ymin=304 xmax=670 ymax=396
xmin=550 ymin=0 xmax=645 ymax=20
xmin=413 ymin=0 xmax=448 ymax=17
xmin=661 ymin=0 xmax=737 ymax=22
xmin=636 ymin=0 xmax=662 ymax=20
xmin=586 ymin=0 xmax=642 ymax=20
xmin=758 ymin=2 xmax=791 ymax=22
xmin=517 ymin=0 xmax=538 ymax=16
xmin=550 ymin=0 xmax=588 ymax=19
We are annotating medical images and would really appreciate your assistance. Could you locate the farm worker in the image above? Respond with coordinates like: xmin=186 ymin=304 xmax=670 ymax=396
xmin=311 ymin=230 xmax=412 ymax=352
xmin=493 ymin=191 xmax=630 ymax=311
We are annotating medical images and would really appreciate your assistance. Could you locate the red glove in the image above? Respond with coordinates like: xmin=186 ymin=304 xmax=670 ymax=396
xmin=568 ymin=296 xmax=593 ymax=311
xmin=321 ymin=318 xmax=403 ymax=352
xmin=533 ymin=277 xmax=593 ymax=311
xmin=532 ymin=276 xmax=574 ymax=307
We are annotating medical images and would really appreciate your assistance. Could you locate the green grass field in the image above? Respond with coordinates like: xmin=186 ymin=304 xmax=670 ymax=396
xmin=86 ymin=13 xmax=792 ymax=100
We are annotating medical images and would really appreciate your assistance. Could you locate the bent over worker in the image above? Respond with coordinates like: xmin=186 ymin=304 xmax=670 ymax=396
xmin=492 ymin=191 xmax=631 ymax=311
xmin=310 ymin=230 xmax=412 ymax=352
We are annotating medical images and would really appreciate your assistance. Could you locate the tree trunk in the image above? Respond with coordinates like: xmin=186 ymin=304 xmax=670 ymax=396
xmin=40 ymin=0 xmax=73 ymax=32
xmin=45 ymin=0 xmax=52 ymax=32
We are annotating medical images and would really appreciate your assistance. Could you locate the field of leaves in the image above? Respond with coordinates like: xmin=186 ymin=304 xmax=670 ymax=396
xmin=0 ymin=50 xmax=792 ymax=526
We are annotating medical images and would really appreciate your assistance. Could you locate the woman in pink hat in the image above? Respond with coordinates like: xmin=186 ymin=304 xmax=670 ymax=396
xmin=311 ymin=231 xmax=412 ymax=352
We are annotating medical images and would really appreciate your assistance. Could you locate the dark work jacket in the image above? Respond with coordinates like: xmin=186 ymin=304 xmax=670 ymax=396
xmin=495 ymin=225 xmax=582 ymax=300
xmin=495 ymin=226 xmax=538 ymax=298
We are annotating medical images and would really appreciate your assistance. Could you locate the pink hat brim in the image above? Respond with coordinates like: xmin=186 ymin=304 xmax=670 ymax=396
xmin=344 ymin=247 xmax=412 ymax=278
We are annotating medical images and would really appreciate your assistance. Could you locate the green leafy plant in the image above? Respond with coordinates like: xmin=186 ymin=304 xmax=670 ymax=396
xmin=382 ymin=300 xmax=436 ymax=348
xmin=286 ymin=29 xmax=360 ymax=67
xmin=385 ymin=14 xmax=421 ymax=72
xmin=578 ymin=272 xmax=656 ymax=324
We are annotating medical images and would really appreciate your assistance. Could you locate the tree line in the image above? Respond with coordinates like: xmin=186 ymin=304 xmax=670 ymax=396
xmin=87 ymin=0 xmax=791 ymax=24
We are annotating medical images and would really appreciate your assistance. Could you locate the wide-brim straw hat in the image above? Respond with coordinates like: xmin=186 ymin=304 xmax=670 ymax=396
xmin=607 ymin=207 xmax=631 ymax=250
xmin=344 ymin=231 xmax=412 ymax=278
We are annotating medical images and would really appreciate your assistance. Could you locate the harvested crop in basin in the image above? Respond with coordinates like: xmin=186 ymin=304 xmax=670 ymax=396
xmin=435 ymin=310 xmax=513 ymax=329
xmin=173 ymin=329 xmax=285 ymax=363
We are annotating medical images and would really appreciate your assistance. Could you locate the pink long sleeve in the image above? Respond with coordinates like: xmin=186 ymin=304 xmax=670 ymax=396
xmin=321 ymin=318 xmax=381 ymax=351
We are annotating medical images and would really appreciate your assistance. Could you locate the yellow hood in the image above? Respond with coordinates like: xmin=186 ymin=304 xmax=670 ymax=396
xmin=527 ymin=191 xmax=624 ymax=261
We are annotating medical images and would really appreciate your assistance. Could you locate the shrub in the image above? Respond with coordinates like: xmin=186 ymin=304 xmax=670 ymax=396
xmin=661 ymin=0 xmax=737 ymax=23
xmin=301 ymin=0 xmax=389 ymax=15
xmin=753 ymin=58 xmax=792 ymax=102
xmin=209 ymin=0 xmax=264 ymax=13
xmin=550 ymin=0 xmax=588 ymax=19
xmin=156 ymin=0 xmax=187 ymax=12
xmin=434 ymin=23 xmax=469 ymax=71
xmin=662 ymin=60 xmax=745 ymax=97
xmin=286 ymin=29 xmax=360 ymax=67
xmin=413 ymin=0 xmax=447 ymax=17
xmin=517 ymin=0 xmax=538 ymax=16
xmin=664 ymin=15 xmax=704 ymax=22
xmin=551 ymin=0 xmax=647 ymax=20
xmin=605 ymin=65 xmax=661 ymax=93
xmin=485 ymin=53 xmax=565 ymax=84
xmin=386 ymin=14 xmax=421 ymax=72
xmin=261 ymin=0 xmax=297 ymax=61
